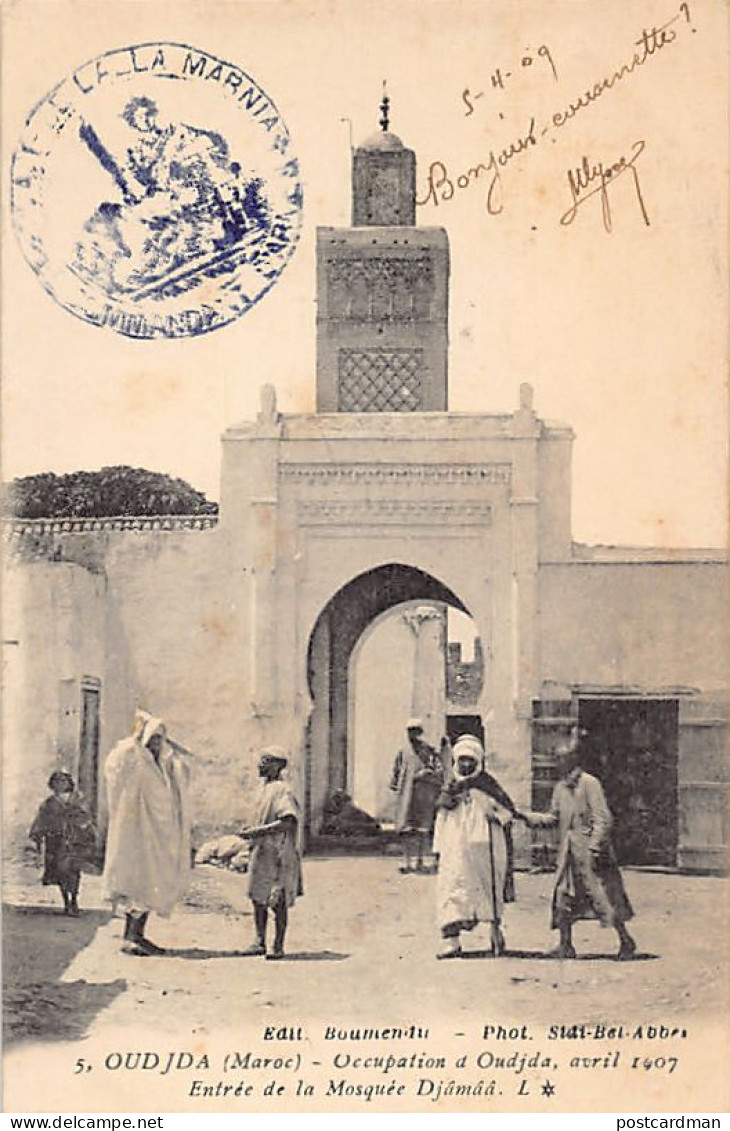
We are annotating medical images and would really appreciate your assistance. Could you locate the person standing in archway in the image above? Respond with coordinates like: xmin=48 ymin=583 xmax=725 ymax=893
xmin=389 ymin=719 xmax=445 ymax=872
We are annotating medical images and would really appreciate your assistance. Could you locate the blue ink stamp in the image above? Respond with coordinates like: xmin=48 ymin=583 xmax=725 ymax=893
xmin=11 ymin=43 xmax=303 ymax=339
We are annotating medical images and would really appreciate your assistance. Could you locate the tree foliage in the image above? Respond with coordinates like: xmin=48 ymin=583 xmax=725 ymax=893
xmin=4 ymin=467 xmax=218 ymax=519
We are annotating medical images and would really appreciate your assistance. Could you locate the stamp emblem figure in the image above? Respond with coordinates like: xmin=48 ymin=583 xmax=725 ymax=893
xmin=11 ymin=43 xmax=303 ymax=339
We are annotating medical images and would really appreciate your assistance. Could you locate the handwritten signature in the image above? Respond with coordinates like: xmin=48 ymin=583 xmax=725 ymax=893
xmin=560 ymin=140 xmax=650 ymax=232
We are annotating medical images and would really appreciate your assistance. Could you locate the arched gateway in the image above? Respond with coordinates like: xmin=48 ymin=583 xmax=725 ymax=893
xmin=218 ymin=95 xmax=574 ymax=847
xmin=306 ymin=563 xmax=473 ymax=836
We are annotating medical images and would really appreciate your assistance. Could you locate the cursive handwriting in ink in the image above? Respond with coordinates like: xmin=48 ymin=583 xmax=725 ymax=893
xmin=550 ymin=11 xmax=690 ymax=132
xmin=560 ymin=140 xmax=650 ymax=232
xmin=422 ymin=6 xmax=692 ymax=223
xmin=462 ymin=89 xmax=485 ymax=117
xmin=417 ymin=117 xmax=537 ymax=215
xmin=462 ymin=6 xmax=694 ymax=127
xmin=462 ymin=44 xmax=558 ymax=116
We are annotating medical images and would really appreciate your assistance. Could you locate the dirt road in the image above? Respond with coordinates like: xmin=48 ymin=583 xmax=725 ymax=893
xmin=4 ymin=858 xmax=728 ymax=1112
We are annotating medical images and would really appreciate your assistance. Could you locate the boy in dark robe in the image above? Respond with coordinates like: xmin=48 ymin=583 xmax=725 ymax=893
xmin=29 ymin=771 xmax=97 ymax=916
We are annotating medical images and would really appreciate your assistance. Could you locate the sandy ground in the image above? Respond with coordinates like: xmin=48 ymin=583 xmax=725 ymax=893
xmin=4 ymin=857 xmax=728 ymax=1038
xmin=3 ymin=857 xmax=729 ymax=1112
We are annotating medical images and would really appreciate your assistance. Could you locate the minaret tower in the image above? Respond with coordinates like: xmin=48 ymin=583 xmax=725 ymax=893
xmin=316 ymin=87 xmax=449 ymax=411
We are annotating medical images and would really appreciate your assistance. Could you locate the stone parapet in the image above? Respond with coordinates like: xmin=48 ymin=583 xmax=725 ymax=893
xmin=4 ymin=514 xmax=219 ymax=536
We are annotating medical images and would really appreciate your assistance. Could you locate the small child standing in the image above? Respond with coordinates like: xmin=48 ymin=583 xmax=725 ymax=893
xmin=29 ymin=771 xmax=98 ymax=916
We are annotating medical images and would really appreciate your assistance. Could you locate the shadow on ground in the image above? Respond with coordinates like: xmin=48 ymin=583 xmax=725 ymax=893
xmin=458 ymin=948 xmax=660 ymax=962
xmin=264 ymin=950 xmax=350 ymax=962
xmin=3 ymin=902 xmax=126 ymax=1045
xmin=165 ymin=947 xmax=350 ymax=962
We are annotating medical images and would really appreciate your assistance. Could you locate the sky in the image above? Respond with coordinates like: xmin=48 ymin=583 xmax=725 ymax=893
xmin=2 ymin=0 xmax=727 ymax=548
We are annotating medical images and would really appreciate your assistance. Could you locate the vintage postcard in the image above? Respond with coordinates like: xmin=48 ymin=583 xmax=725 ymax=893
xmin=2 ymin=0 xmax=728 ymax=1115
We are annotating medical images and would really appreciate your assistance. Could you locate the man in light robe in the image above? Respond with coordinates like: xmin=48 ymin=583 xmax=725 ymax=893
xmin=433 ymin=735 xmax=522 ymax=959
xmin=524 ymin=743 xmax=637 ymax=960
xmin=389 ymin=718 xmax=445 ymax=872
xmin=102 ymin=715 xmax=192 ymax=956
xmin=240 ymin=748 xmax=303 ymax=960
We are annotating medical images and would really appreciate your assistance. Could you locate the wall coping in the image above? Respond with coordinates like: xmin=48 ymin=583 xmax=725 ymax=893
xmin=3 ymin=514 xmax=219 ymax=535
xmin=542 ymin=543 xmax=729 ymax=565
xmin=223 ymin=411 xmax=574 ymax=442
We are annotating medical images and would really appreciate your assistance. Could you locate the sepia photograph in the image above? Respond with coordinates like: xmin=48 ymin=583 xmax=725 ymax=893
xmin=2 ymin=0 xmax=728 ymax=1115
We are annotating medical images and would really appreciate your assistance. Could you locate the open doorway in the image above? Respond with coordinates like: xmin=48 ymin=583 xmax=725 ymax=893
xmin=78 ymin=678 xmax=101 ymax=817
xmin=306 ymin=563 xmax=484 ymax=844
xmin=578 ymin=697 xmax=679 ymax=866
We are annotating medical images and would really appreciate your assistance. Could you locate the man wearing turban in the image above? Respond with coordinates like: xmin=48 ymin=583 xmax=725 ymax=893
xmin=434 ymin=734 xmax=524 ymax=958
xmin=389 ymin=718 xmax=446 ymax=872
xmin=240 ymin=747 xmax=303 ymax=960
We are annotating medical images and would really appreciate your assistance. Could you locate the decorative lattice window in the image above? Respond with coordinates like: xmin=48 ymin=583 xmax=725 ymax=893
xmin=338 ymin=348 xmax=423 ymax=412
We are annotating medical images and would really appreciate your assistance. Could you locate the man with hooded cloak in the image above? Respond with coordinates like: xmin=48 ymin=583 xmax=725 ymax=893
xmin=102 ymin=714 xmax=192 ymax=955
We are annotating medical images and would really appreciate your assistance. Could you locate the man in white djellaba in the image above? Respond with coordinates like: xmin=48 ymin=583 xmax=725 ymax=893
xmin=433 ymin=734 xmax=526 ymax=959
xmin=102 ymin=714 xmax=193 ymax=955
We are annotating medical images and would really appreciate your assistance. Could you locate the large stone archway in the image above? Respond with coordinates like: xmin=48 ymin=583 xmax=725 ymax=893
xmin=304 ymin=563 xmax=484 ymax=837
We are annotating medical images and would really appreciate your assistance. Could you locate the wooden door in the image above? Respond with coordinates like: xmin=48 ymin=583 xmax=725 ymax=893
xmin=78 ymin=679 xmax=101 ymax=816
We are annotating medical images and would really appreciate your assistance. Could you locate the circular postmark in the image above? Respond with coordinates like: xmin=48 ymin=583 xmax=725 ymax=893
xmin=11 ymin=43 xmax=303 ymax=339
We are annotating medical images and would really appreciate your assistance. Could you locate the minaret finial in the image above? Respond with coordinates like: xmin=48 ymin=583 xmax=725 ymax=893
xmin=379 ymin=80 xmax=390 ymax=132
